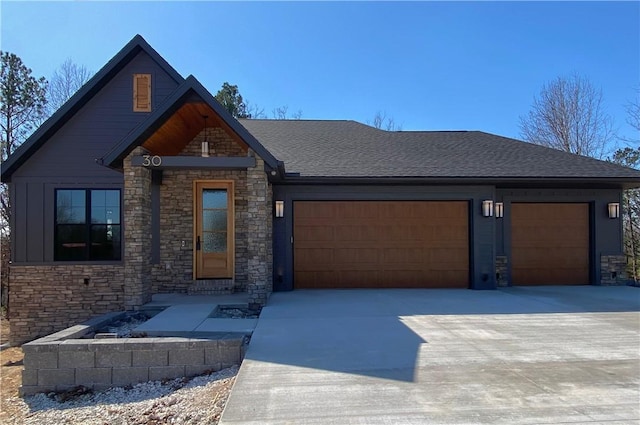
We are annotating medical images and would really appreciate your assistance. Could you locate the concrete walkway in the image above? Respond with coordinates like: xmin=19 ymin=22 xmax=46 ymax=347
xmin=220 ymin=286 xmax=640 ymax=425
xmin=133 ymin=293 xmax=257 ymax=337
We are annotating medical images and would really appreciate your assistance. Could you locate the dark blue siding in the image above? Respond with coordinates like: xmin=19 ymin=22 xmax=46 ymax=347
xmin=13 ymin=52 xmax=179 ymax=179
xmin=11 ymin=51 xmax=180 ymax=263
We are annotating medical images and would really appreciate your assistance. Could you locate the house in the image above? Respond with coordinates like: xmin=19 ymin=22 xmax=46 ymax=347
xmin=2 ymin=35 xmax=639 ymax=345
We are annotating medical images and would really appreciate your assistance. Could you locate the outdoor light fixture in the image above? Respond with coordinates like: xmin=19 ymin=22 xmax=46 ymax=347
xmin=608 ymin=202 xmax=620 ymax=219
xmin=495 ymin=202 xmax=504 ymax=218
xmin=482 ymin=200 xmax=494 ymax=217
xmin=201 ymin=115 xmax=210 ymax=157
xmin=275 ymin=200 xmax=284 ymax=218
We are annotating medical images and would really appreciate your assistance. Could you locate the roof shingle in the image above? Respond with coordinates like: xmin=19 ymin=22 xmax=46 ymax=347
xmin=239 ymin=119 xmax=640 ymax=181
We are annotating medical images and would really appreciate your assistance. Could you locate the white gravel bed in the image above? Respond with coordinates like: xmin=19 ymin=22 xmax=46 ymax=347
xmin=5 ymin=366 xmax=238 ymax=425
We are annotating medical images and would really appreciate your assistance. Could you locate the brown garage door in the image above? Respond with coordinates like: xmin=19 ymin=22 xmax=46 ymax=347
xmin=511 ymin=203 xmax=589 ymax=285
xmin=294 ymin=201 xmax=469 ymax=289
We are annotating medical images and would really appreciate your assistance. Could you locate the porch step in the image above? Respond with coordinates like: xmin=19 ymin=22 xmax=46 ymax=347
xmin=188 ymin=279 xmax=234 ymax=295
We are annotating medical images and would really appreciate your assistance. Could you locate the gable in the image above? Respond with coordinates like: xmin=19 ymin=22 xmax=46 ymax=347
xmin=102 ymin=76 xmax=281 ymax=173
xmin=1 ymin=35 xmax=183 ymax=182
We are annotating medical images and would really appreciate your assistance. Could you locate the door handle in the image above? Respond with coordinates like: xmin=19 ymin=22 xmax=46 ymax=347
xmin=196 ymin=236 xmax=201 ymax=251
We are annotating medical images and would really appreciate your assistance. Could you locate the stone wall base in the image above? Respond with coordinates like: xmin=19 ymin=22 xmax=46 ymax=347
xmin=8 ymin=265 xmax=125 ymax=345
xmin=600 ymin=255 xmax=628 ymax=285
xmin=496 ymin=256 xmax=509 ymax=287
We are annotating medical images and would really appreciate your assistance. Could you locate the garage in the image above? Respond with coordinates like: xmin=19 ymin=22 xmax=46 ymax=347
xmin=293 ymin=201 xmax=469 ymax=289
xmin=511 ymin=203 xmax=590 ymax=285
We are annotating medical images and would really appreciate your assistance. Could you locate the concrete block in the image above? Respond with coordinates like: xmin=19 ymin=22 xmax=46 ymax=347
xmin=38 ymin=369 xmax=75 ymax=387
xmin=152 ymin=338 xmax=189 ymax=350
xmin=24 ymin=352 xmax=58 ymax=369
xmin=186 ymin=339 xmax=218 ymax=349
xmin=132 ymin=350 xmax=167 ymax=367
xmin=186 ymin=364 xmax=219 ymax=377
xmin=218 ymin=346 xmax=242 ymax=368
xmin=22 ymin=368 xmax=38 ymax=386
xmin=112 ymin=367 xmax=148 ymax=386
xmin=59 ymin=351 xmax=95 ymax=368
xmin=169 ymin=349 xmax=204 ymax=366
xmin=20 ymin=385 xmax=41 ymax=396
xmin=96 ymin=351 xmax=132 ymax=367
xmin=22 ymin=342 xmax=60 ymax=353
xmin=59 ymin=341 xmax=90 ymax=351
xmin=149 ymin=365 xmax=185 ymax=381
xmin=76 ymin=368 xmax=111 ymax=385
xmin=89 ymin=341 xmax=127 ymax=352
xmin=124 ymin=339 xmax=156 ymax=351
xmin=218 ymin=337 xmax=243 ymax=348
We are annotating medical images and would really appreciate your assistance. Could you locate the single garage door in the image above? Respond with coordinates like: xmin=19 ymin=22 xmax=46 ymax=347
xmin=294 ymin=201 xmax=469 ymax=289
xmin=511 ymin=203 xmax=589 ymax=285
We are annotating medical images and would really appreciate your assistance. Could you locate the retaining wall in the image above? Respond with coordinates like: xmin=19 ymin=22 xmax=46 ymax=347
xmin=20 ymin=312 xmax=245 ymax=395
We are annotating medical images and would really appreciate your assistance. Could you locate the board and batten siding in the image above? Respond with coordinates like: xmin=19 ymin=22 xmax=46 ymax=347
xmin=11 ymin=51 xmax=181 ymax=263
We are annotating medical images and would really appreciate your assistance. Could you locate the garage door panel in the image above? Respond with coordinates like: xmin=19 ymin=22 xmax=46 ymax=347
xmin=294 ymin=201 xmax=469 ymax=289
xmin=335 ymin=248 xmax=379 ymax=264
xmin=294 ymin=248 xmax=333 ymax=270
xmin=511 ymin=203 xmax=589 ymax=285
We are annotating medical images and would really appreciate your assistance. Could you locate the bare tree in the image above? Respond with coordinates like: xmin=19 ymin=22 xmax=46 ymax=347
xmin=368 ymin=111 xmax=402 ymax=131
xmin=520 ymin=74 xmax=614 ymax=159
xmin=621 ymin=87 xmax=640 ymax=144
xmin=245 ymin=101 xmax=266 ymax=119
xmin=47 ymin=59 xmax=92 ymax=115
xmin=271 ymin=105 xmax=303 ymax=120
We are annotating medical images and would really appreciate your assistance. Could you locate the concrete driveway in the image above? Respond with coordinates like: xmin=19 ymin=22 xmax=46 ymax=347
xmin=220 ymin=286 xmax=640 ymax=424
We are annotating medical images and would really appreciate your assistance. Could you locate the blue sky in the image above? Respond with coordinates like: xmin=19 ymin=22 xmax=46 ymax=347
xmin=2 ymin=1 xmax=639 ymax=144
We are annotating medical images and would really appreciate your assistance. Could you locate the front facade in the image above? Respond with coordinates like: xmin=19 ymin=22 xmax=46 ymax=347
xmin=2 ymin=36 xmax=638 ymax=345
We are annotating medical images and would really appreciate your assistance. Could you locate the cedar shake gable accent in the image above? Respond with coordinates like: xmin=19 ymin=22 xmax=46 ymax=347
xmin=101 ymin=75 xmax=282 ymax=173
xmin=133 ymin=74 xmax=152 ymax=112
xmin=0 ymin=35 xmax=183 ymax=183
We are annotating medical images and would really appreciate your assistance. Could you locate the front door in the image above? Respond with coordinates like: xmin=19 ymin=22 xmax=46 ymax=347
xmin=194 ymin=181 xmax=234 ymax=279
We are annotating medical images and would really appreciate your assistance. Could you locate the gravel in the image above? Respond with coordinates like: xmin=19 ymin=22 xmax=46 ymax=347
xmin=4 ymin=366 xmax=238 ymax=424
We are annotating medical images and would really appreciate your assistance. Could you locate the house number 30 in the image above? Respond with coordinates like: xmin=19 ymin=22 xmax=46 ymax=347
xmin=142 ymin=155 xmax=162 ymax=167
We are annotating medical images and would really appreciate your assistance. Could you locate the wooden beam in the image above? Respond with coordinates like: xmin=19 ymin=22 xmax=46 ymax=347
xmin=130 ymin=155 xmax=256 ymax=170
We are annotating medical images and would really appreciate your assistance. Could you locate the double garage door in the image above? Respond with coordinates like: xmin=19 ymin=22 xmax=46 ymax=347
xmin=293 ymin=201 xmax=589 ymax=289
xmin=294 ymin=201 xmax=469 ymax=289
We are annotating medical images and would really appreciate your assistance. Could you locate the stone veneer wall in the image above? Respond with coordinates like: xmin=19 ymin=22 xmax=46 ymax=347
xmin=495 ymin=256 xmax=509 ymax=287
xmin=149 ymin=127 xmax=273 ymax=301
xmin=123 ymin=146 xmax=153 ymax=309
xmin=8 ymin=265 xmax=124 ymax=345
xmin=247 ymin=156 xmax=273 ymax=308
xmin=600 ymin=254 xmax=628 ymax=285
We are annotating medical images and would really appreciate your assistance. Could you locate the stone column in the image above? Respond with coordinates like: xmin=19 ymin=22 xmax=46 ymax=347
xmin=246 ymin=154 xmax=273 ymax=309
xmin=600 ymin=254 xmax=628 ymax=285
xmin=123 ymin=147 xmax=153 ymax=309
xmin=496 ymin=256 xmax=509 ymax=287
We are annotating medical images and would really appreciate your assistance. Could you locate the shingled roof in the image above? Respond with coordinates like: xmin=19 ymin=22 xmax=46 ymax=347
xmin=239 ymin=119 xmax=640 ymax=184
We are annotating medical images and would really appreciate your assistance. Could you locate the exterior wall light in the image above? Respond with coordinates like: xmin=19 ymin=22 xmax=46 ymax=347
xmin=495 ymin=202 xmax=504 ymax=218
xmin=608 ymin=202 xmax=620 ymax=219
xmin=201 ymin=115 xmax=210 ymax=157
xmin=482 ymin=200 xmax=494 ymax=217
xmin=275 ymin=200 xmax=284 ymax=218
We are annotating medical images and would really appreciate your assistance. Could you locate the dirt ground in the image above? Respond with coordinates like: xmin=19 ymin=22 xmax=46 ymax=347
xmin=0 ymin=316 xmax=24 ymax=423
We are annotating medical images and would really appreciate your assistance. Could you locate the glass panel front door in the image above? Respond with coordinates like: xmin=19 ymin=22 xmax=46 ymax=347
xmin=194 ymin=182 xmax=234 ymax=278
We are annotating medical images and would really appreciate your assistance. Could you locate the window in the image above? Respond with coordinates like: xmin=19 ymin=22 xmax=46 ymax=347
xmin=55 ymin=189 xmax=121 ymax=261
xmin=133 ymin=74 xmax=152 ymax=112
